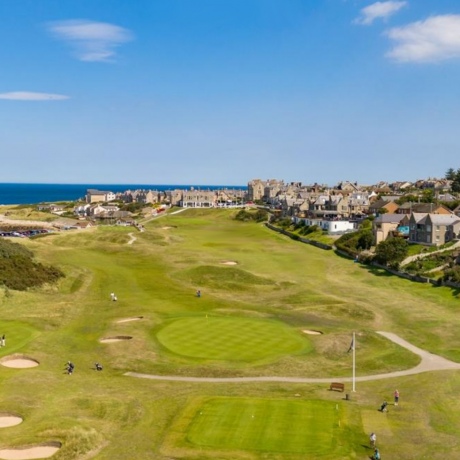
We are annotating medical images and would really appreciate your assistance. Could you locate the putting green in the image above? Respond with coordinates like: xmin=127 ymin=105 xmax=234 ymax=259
xmin=156 ymin=316 xmax=311 ymax=362
xmin=0 ymin=321 xmax=38 ymax=357
xmin=186 ymin=398 xmax=346 ymax=455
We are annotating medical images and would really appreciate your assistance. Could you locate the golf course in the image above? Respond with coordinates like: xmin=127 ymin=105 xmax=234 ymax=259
xmin=0 ymin=207 xmax=459 ymax=459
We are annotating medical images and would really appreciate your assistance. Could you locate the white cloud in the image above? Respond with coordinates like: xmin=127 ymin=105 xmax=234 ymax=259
xmin=0 ymin=91 xmax=70 ymax=101
xmin=355 ymin=1 xmax=407 ymax=26
xmin=47 ymin=20 xmax=133 ymax=62
xmin=386 ymin=15 xmax=460 ymax=62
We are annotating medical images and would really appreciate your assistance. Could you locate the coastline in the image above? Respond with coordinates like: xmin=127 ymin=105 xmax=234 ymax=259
xmin=0 ymin=183 xmax=247 ymax=206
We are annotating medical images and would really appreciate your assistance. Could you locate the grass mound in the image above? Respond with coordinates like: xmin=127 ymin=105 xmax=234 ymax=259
xmin=156 ymin=316 xmax=311 ymax=362
xmin=185 ymin=265 xmax=274 ymax=290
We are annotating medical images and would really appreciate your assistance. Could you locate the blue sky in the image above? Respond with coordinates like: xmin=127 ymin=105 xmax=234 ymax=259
xmin=1 ymin=0 xmax=460 ymax=186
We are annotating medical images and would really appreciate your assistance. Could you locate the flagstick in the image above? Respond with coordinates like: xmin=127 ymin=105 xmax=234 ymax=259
xmin=352 ymin=331 xmax=356 ymax=392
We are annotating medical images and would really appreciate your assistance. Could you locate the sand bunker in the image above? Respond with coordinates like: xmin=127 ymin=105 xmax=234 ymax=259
xmin=302 ymin=329 xmax=323 ymax=335
xmin=0 ymin=414 xmax=23 ymax=428
xmin=0 ymin=355 xmax=39 ymax=369
xmin=116 ymin=316 xmax=144 ymax=323
xmin=220 ymin=261 xmax=238 ymax=265
xmin=100 ymin=336 xmax=133 ymax=343
xmin=0 ymin=442 xmax=61 ymax=460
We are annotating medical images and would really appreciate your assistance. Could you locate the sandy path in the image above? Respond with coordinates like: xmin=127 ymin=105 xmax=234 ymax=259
xmin=125 ymin=331 xmax=460 ymax=384
xmin=127 ymin=233 xmax=136 ymax=245
xmin=0 ymin=215 xmax=54 ymax=228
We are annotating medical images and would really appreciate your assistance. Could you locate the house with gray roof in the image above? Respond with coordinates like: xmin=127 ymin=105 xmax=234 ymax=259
xmin=373 ymin=214 xmax=408 ymax=245
xmin=409 ymin=213 xmax=460 ymax=246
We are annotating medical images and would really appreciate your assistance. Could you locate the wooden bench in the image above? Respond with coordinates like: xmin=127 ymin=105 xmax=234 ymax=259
xmin=330 ymin=382 xmax=345 ymax=392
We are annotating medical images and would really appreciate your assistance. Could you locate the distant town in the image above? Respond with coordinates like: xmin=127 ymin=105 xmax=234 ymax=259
xmin=2 ymin=175 xmax=460 ymax=248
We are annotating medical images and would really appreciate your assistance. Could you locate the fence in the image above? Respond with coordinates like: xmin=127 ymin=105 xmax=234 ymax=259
xmin=265 ymin=223 xmax=333 ymax=250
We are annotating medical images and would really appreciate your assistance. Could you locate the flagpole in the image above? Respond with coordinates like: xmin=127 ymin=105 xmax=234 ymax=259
xmin=352 ymin=331 xmax=356 ymax=392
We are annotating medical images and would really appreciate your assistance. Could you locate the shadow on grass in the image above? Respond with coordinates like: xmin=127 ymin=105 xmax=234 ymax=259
xmin=333 ymin=250 xmax=355 ymax=261
xmin=360 ymin=444 xmax=373 ymax=450
xmin=360 ymin=265 xmax=394 ymax=277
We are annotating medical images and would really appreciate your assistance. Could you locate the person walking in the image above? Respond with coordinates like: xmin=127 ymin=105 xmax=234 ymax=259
xmin=394 ymin=389 xmax=400 ymax=406
xmin=369 ymin=432 xmax=376 ymax=448
xmin=1 ymin=334 xmax=5 ymax=347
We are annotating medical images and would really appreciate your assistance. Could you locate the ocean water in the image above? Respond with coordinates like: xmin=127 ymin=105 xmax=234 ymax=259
xmin=0 ymin=183 xmax=247 ymax=205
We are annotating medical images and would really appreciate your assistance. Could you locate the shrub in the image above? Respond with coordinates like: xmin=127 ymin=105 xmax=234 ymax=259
xmin=0 ymin=239 xmax=64 ymax=290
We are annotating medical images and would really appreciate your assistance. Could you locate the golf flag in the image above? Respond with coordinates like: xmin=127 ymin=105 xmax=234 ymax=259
xmin=347 ymin=335 xmax=354 ymax=353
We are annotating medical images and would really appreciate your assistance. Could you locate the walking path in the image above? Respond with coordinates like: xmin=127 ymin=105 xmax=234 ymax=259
xmin=400 ymin=240 xmax=460 ymax=267
xmin=127 ymin=233 xmax=136 ymax=245
xmin=125 ymin=331 xmax=460 ymax=383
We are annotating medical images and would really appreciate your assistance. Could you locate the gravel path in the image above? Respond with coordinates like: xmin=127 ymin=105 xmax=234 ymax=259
xmin=125 ymin=331 xmax=460 ymax=384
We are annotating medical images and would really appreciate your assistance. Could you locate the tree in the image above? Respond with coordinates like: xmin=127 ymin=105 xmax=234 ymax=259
xmin=374 ymin=238 xmax=409 ymax=269
xmin=451 ymin=169 xmax=460 ymax=193
xmin=445 ymin=167 xmax=456 ymax=180
xmin=357 ymin=230 xmax=373 ymax=250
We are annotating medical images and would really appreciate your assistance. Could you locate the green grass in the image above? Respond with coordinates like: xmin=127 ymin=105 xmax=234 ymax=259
xmin=156 ymin=316 xmax=311 ymax=362
xmin=0 ymin=208 xmax=459 ymax=459
xmin=0 ymin=321 xmax=39 ymax=357
xmin=185 ymin=398 xmax=346 ymax=455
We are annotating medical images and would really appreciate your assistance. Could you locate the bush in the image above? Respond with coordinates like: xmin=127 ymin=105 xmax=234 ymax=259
xmin=234 ymin=209 xmax=268 ymax=223
xmin=0 ymin=239 xmax=64 ymax=290
xmin=374 ymin=238 xmax=409 ymax=268
xmin=0 ymin=239 xmax=33 ymax=259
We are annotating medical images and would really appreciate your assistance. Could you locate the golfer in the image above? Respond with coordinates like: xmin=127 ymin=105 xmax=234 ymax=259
xmin=394 ymin=389 xmax=399 ymax=406
xmin=370 ymin=432 xmax=376 ymax=448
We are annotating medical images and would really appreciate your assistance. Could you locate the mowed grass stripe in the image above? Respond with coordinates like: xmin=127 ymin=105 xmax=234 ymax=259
xmin=186 ymin=398 xmax=341 ymax=455
xmin=157 ymin=316 xmax=311 ymax=361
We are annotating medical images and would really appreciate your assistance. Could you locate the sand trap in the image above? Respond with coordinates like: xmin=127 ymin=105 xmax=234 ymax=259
xmin=302 ymin=329 xmax=323 ymax=335
xmin=0 ymin=442 xmax=61 ymax=459
xmin=0 ymin=355 xmax=39 ymax=369
xmin=220 ymin=261 xmax=237 ymax=265
xmin=116 ymin=316 xmax=144 ymax=323
xmin=0 ymin=414 xmax=23 ymax=428
xmin=161 ymin=226 xmax=174 ymax=230
xmin=100 ymin=336 xmax=133 ymax=343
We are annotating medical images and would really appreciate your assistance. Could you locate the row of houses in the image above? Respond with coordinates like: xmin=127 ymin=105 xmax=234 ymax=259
xmin=248 ymin=178 xmax=454 ymax=204
xmin=74 ymin=203 xmax=133 ymax=222
xmin=85 ymin=188 xmax=246 ymax=207
xmin=84 ymin=178 xmax=458 ymax=216
xmin=291 ymin=210 xmax=460 ymax=244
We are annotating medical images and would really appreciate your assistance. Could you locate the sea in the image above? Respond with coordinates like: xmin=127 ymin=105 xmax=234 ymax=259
xmin=0 ymin=183 xmax=247 ymax=205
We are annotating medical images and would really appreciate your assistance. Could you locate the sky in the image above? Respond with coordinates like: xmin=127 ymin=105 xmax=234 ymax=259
xmin=1 ymin=0 xmax=460 ymax=186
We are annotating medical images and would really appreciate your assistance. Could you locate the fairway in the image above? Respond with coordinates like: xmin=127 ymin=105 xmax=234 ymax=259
xmin=185 ymin=398 xmax=345 ymax=456
xmin=156 ymin=316 xmax=311 ymax=362
xmin=1 ymin=208 xmax=460 ymax=459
